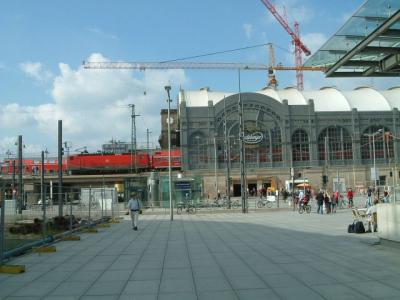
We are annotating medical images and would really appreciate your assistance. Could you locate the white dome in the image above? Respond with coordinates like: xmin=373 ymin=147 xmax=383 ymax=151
xmin=180 ymin=86 xmax=400 ymax=112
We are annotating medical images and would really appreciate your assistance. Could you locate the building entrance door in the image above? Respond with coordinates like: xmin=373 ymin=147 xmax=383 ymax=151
xmin=233 ymin=184 xmax=241 ymax=197
xmin=248 ymin=183 xmax=257 ymax=196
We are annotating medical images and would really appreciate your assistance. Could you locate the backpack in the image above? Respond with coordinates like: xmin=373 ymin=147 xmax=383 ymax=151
xmin=354 ymin=221 xmax=365 ymax=234
xmin=347 ymin=223 xmax=355 ymax=233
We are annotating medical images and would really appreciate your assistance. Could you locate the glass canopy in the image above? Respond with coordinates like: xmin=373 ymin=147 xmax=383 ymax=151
xmin=304 ymin=0 xmax=400 ymax=77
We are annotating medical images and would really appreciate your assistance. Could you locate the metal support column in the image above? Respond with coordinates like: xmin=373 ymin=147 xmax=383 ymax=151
xmin=58 ymin=120 xmax=63 ymax=217
xmin=17 ymin=135 xmax=23 ymax=214
xmin=238 ymin=70 xmax=247 ymax=213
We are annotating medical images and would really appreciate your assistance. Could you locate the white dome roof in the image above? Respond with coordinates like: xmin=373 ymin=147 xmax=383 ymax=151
xmin=180 ymin=86 xmax=400 ymax=112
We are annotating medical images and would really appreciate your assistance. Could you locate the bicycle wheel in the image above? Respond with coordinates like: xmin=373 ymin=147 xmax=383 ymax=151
xmin=298 ymin=206 xmax=304 ymax=214
xmin=257 ymin=201 xmax=263 ymax=208
xmin=266 ymin=201 xmax=273 ymax=208
xmin=306 ymin=205 xmax=311 ymax=214
xmin=233 ymin=200 xmax=240 ymax=208
xmin=188 ymin=205 xmax=196 ymax=214
xmin=177 ymin=206 xmax=182 ymax=215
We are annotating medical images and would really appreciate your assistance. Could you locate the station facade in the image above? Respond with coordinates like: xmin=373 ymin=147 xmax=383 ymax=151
xmin=178 ymin=86 xmax=400 ymax=197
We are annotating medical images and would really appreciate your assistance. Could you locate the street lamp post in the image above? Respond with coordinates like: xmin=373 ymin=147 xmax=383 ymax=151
xmin=364 ymin=129 xmax=383 ymax=189
xmin=213 ymin=136 xmax=218 ymax=198
xmin=165 ymin=86 xmax=173 ymax=221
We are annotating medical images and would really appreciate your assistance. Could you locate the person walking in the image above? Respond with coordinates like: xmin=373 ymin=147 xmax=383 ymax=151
xmin=324 ymin=192 xmax=331 ymax=214
xmin=127 ymin=192 xmax=141 ymax=231
xmin=347 ymin=188 xmax=354 ymax=208
xmin=316 ymin=190 xmax=324 ymax=215
xmin=366 ymin=187 xmax=373 ymax=208
xmin=331 ymin=192 xmax=337 ymax=213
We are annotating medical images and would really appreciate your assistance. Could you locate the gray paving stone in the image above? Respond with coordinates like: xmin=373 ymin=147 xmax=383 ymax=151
xmin=195 ymin=277 xmax=232 ymax=292
xmin=97 ymin=270 xmax=132 ymax=282
xmin=12 ymin=281 xmax=60 ymax=297
xmin=198 ymin=290 xmax=239 ymax=300
xmin=49 ymin=281 xmax=93 ymax=296
xmin=84 ymin=280 xmax=126 ymax=296
xmin=228 ymin=275 xmax=268 ymax=289
xmin=160 ymin=279 xmax=195 ymax=293
xmin=118 ymin=294 xmax=157 ymax=300
xmin=311 ymin=283 xmax=372 ymax=300
xmin=162 ymin=268 xmax=192 ymax=280
xmin=66 ymin=270 xmax=102 ymax=282
xmin=273 ymin=285 xmax=326 ymax=300
xmin=237 ymin=288 xmax=281 ymax=300
xmin=350 ymin=281 xmax=400 ymax=298
xmin=158 ymin=292 xmax=197 ymax=300
xmin=130 ymin=268 xmax=162 ymax=281
xmin=122 ymin=280 xmax=159 ymax=294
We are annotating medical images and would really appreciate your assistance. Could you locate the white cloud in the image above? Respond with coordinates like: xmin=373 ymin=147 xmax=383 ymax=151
xmin=243 ymin=23 xmax=254 ymax=39
xmin=2 ymin=53 xmax=189 ymax=153
xmin=20 ymin=61 xmax=53 ymax=82
xmin=301 ymin=32 xmax=327 ymax=54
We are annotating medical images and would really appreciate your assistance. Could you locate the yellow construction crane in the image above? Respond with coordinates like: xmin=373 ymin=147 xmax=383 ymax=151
xmin=83 ymin=60 xmax=325 ymax=89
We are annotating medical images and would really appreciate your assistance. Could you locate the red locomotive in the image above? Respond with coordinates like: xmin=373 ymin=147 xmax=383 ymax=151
xmin=0 ymin=149 xmax=182 ymax=175
xmin=152 ymin=149 xmax=182 ymax=170
xmin=67 ymin=152 xmax=151 ymax=174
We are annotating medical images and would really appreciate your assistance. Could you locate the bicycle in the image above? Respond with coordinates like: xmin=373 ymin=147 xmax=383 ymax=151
xmin=176 ymin=201 xmax=196 ymax=214
xmin=298 ymin=199 xmax=311 ymax=214
xmin=257 ymin=196 xmax=275 ymax=208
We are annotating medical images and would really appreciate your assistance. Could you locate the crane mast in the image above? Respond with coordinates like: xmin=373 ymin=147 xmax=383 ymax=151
xmin=260 ymin=0 xmax=312 ymax=90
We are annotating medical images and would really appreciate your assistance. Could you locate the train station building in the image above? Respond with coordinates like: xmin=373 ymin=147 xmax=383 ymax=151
xmin=178 ymin=86 xmax=400 ymax=197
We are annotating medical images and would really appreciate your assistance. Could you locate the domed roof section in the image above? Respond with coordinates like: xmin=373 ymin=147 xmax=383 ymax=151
xmin=179 ymin=88 xmax=233 ymax=107
xmin=258 ymin=87 xmax=282 ymax=102
xmin=179 ymin=86 xmax=399 ymax=112
xmin=302 ymin=87 xmax=352 ymax=111
xmin=380 ymin=87 xmax=400 ymax=109
xmin=276 ymin=87 xmax=307 ymax=105
xmin=342 ymin=87 xmax=391 ymax=111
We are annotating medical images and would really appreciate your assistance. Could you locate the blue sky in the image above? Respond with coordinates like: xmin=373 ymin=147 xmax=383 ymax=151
xmin=1 ymin=0 xmax=395 ymax=157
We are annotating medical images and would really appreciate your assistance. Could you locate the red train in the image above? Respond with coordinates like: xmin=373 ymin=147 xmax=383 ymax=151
xmin=0 ymin=149 xmax=182 ymax=175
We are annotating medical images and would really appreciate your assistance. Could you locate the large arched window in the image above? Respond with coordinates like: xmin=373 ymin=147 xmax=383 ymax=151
xmin=292 ymin=129 xmax=309 ymax=161
xmin=188 ymin=133 xmax=208 ymax=167
xmin=361 ymin=126 xmax=393 ymax=160
xmin=318 ymin=127 xmax=353 ymax=161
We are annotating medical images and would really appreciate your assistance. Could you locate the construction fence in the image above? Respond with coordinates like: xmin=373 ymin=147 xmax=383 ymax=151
xmin=0 ymin=187 xmax=121 ymax=264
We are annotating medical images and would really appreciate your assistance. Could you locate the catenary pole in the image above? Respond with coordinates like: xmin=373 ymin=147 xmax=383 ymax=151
xmin=17 ymin=135 xmax=23 ymax=214
xmin=165 ymin=86 xmax=173 ymax=221
xmin=58 ymin=120 xmax=63 ymax=217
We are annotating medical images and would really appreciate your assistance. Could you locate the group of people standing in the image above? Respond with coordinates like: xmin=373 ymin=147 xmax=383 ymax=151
xmin=314 ymin=188 xmax=354 ymax=215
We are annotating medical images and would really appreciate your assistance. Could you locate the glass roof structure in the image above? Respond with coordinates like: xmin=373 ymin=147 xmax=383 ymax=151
xmin=304 ymin=0 xmax=400 ymax=78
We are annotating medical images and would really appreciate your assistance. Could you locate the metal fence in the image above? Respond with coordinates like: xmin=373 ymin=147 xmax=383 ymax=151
xmin=0 ymin=187 xmax=121 ymax=264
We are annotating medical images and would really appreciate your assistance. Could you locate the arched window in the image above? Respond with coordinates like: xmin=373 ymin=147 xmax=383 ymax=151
xmin=318 ymin=127 xmax=353 ymax=161
xmin=292 ymin=129 xmax=309 ymax=161
xmin=188 ymin=133 xmax=208 ymax=167
xmin=361 ymin=126 xmax=393 ymax=160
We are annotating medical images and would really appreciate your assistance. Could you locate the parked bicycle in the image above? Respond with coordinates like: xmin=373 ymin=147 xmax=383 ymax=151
xmin=176 ymin=201 xmax=196 ymax=214
xmin=257 ymin=196 xmax=275 ymax=208
xmin=298 ymin=199 xmax=311 ymax=214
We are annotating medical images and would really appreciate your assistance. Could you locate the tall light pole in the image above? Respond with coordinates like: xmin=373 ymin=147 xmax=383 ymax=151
xmin=238 ymin=70 xmax=247 ymax=213
xmin=364 ymin=129 xmax=383 ymax=188
xmin=213 ymin=135 xmax=218 ymax=198
xmin=128 ymin=104 xmax=140 ymax=173
xmin=165 ymin=86 xmax=173 ymax=221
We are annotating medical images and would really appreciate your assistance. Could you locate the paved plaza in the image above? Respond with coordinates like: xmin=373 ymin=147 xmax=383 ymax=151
xmin=0 ymin=208 xmax=399 ymax=300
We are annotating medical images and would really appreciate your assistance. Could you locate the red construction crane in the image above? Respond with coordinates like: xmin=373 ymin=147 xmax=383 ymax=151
xmin=260 ymin=0 xmax=312 ymax=90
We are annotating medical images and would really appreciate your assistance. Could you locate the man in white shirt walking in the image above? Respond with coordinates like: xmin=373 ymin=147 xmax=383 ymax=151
xmin=127 ymin=193 xmax=141 ymax=231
